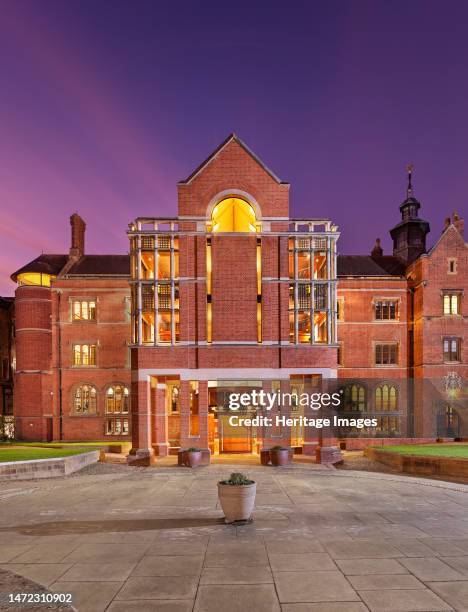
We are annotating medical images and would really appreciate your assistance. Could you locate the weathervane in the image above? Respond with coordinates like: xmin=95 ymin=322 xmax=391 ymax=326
xmin=406 ymin=163 xmax=414 ymax=198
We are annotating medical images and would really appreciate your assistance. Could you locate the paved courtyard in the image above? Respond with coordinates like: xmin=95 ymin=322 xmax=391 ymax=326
xmin=1 ymin=463 xmax=468 ymax=612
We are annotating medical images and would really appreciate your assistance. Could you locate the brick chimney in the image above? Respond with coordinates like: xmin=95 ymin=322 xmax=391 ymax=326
xmin=371 ymin=238 xmax=383 ymax=258
xmin=69 ymin=213 xmax=86 ymax=258
xmin=452 ymin=211 xmax=464 ymax=238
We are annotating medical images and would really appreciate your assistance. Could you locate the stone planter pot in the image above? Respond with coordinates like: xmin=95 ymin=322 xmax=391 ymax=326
xmin=187 ymin=450 xmax=202 ymax=468
xmin=270 ymin=448 xmax=289 ymax=466
xmin=217 ymin=482 xmax=257 ymax=524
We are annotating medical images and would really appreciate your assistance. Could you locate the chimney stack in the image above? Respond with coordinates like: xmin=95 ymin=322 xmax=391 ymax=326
xmin=444 ymin=217 xmax=451 ymax=231
xmin=452 ymin=211 xmax=464 ymax=238
xmin=69 ymin=213 xmax=86 ymax=258
xmin=371 ymin=238 xmax=383 ymax=258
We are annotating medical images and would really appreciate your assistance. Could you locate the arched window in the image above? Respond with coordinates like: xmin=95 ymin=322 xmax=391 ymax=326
xmin=106 ymin=385 xmax=129 ymax=414
xmin=211 ymin=197 xmax=257 ymax=232
xmin=73 ymin=385 xmax=97 ymax=414
xmin=375 ymin=385 xmax=398 ymax=411
xmin=343 ymin=384 xmax=366 ymax=412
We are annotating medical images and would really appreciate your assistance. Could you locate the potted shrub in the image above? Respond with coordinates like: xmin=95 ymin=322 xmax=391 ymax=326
xmin=218 ymin=472 xmax=256 ymax=524
xmin=186 ymin=447 xmax=202 ymax=468
xmin=270 ymin=445 xmax=290 ymax=466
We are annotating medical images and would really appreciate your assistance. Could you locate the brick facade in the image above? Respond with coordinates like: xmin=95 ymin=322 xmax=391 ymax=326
xmin=10 ymin=135 xmax=467 ymax=457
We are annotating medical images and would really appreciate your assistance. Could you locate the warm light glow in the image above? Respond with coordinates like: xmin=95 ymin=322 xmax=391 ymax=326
xmin=211 ymin=197 xmax=257 ymax=232
xmin=17 ymin=272 xmax=55 ymax=287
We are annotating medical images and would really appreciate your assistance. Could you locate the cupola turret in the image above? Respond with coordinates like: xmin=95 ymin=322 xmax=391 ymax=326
xmin=389 ymin=164 xmax=430 ymax=264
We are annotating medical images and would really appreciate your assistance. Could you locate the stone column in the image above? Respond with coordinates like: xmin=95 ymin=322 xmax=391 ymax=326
xmin=154 ymin=383 xmax=170 ymax=456
xmin=127 ymin=377 xmax=155 ymax=466
xmin=179 ymin=380 xmax=191 ymax=447
xmin=198 ymin=381 xmax=209 ymax=449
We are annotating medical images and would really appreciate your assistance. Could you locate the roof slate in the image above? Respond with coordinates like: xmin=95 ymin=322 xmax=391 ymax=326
xmin=337 ymin=255 xmax=406 ymax=277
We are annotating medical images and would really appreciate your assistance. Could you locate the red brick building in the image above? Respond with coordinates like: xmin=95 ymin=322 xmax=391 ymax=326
xmin=10 ymin=135 xmax=467 ymax=459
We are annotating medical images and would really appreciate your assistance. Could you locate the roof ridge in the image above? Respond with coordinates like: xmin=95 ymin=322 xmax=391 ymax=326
xmin=178 ymin=133 xmax=288 ymax=185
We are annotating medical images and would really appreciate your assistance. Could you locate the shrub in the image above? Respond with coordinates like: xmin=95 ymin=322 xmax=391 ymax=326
xmin=187 ymin=447 xmax=202 ymax=453
xmin=271 ymin=445 xmax=289 ymax=451
xmin=219 ymin=472 xmax=254 ymax=486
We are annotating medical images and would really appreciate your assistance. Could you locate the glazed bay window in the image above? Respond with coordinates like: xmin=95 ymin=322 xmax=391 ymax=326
xmin=288 ymin=229 xmax=338 ymax=344
xmin=375 ymin=300 xmax=398 ymax=320
xmin=72 ymin=300 xmax=96 ymax=321
xmin=73 ymin=344 xmax=96 ymax=366
xmin=443 ymin=337 xmax=461 ymax=362
xmin=130 ymin=220 xmax=180 ymax=345
xmin=375 ymin=343 xmax=398 ymax=365
xmin=443 ymin=292 xmax=461 ymax=315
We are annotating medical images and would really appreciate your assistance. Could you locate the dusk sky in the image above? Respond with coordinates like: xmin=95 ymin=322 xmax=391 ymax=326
xmin=1 ymin=0 xmax=467 ymax=295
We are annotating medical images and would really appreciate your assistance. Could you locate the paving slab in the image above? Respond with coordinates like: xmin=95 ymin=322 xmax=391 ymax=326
xmin=269 ymin=553 xmax=336 ymax=572
xmin=59 ymin=561 xmax=137 ymax=582
xmin=116 ymin=576 xmax=198 ymax=600
xmin=200 ymin=566 xmax=273 ymax=584
xmin=358 ymin=588 xmax=454 ymax=611
xmin=335 ymin=557 xmax=408 ymax=575
xmin=265 ymin=538 xmax=325 ymax=554
xmin=442 ymin=556 xmax=468 ymax=577
xmin=274 ymin=570 xmax=359 ymax=603
xmin=280 ymin=604 xmax=369 ymax=612
xmin=325 ymin=540 xmax=402 ymax=559
xmin=348 ymin=574 xmax=426 ymax=590
xmin=50 ymin=580 xmax=123 ymax=612
xmin=427 ymin=580 xmax=468 ymax=611
xmin=107 ymin=601 xmax=193 ymax=612
xmin=194 ymin=584 xmax=280 ymax=612
xmin=132 ymin=554 xmax=203 ymax=576
xmin=1 ymin=563 xmax=73 ymax=587
xmin=399 ymin=556 xmax=467 ymax=581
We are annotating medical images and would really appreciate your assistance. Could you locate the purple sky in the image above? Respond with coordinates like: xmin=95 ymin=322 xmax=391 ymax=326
xmin=1 ymin=0 xmax=467 ymax=295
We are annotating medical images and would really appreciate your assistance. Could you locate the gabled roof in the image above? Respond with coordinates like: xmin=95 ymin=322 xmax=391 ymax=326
xmin=11 ymin=254 xmax=131 ymax=281
xmin=425 ymin=223 xmax=466 ymax=257
xmin=65 ymin=255 xmax=130 ymax=276
xmin=11 ymin=254 xmax=69 ymax=282
xmin=337 ymin=255 xmax=406 ymax=277
xmin=178 ymin=133 xmax=288 ymax=185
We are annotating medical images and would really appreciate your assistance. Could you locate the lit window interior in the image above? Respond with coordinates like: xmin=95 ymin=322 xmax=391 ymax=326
xmin=211 ymin=197 xmax=258 ymax=232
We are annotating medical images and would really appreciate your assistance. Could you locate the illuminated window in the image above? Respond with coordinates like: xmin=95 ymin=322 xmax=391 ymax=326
xmin=375 ymin=344 xmax=398 ymax=365
xmin=73 ymin=344 xmax=96 ymax=366
xmin=443 ymin=292 xmax=460 ymax=315
xmin=375 ymin=300 xmax=398 ymax=320
xmin=211 ymin=197 xmax=257 ymax=232
xmin=189 ymin=381 xmax=199 ymax=436
xmin=314 ymin=312 xmax=328 ymax=343
xmin=106 ymin=385 xmax=129 ymax=414
xmin=169 ymin=385 xmax=179 ymax=413
xmin=17 ymin=273 xmax=55 ymax=287
xmin=73 ymin=385 xmax=97 ymax=414
xmin=443 ymin=337 xmax=461 ymax=362
xmin=337 ymin=298 xmax=344 ymax=321
xmin=375 ymin=385 xmax=397 ymax=411
xmin=72 ymin=300 xmax=96 ymax=321
xmin=343 ymin=385 xmax=366 ymax=412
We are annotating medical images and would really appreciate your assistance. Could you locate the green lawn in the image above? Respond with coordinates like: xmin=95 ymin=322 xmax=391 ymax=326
xmin=0 ymin=441 xmax=124 ymax=448
xmin=377 ymin=444 xmax=468 ymax=458
xmin=0 ymin=447 xmax=94 ymax=463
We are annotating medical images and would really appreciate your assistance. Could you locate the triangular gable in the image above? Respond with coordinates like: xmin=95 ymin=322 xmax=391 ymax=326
xmin=425 ymin=223 xmax=467 ymax=258
xmin=179 ymin=133 xmax=288 ymax=185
